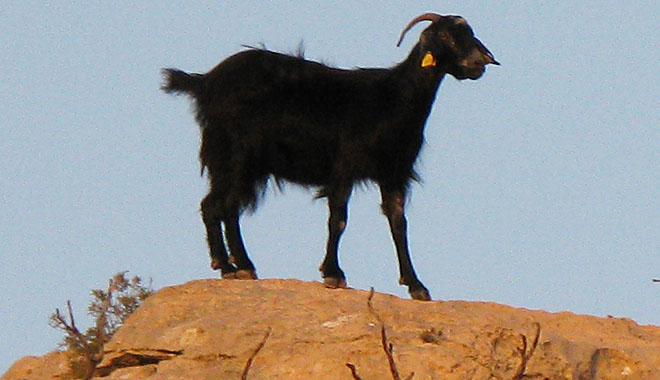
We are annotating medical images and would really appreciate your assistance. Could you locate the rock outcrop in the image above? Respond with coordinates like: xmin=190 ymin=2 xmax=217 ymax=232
xmin=3 ymin=279 xmax=659 ymax=379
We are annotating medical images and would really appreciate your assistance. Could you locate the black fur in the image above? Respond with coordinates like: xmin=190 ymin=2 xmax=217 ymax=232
xmin=162 ymin=14 xmax=498 ymax=300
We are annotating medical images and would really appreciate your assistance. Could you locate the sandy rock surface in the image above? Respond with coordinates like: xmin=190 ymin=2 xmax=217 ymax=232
xmin=3 ymin=279 xmax=659 ymax=379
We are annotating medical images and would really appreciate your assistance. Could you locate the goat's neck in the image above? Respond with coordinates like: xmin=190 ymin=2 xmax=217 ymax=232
xmin=392 ymin=44 xmax=445 ymax=118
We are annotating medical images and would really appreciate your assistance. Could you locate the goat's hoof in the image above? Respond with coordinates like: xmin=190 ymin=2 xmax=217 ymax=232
xmin=409 ymin=286 xmax=432 ymax=301
xmin=220 ymin=271 xmax=238 ymax=280
xmin=323 ymin=277 xmax=347 ymax=289
xmin=235 ymin=269 xmax=258 ymax=280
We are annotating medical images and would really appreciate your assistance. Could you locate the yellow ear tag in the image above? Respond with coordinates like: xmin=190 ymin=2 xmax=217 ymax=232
xmin=421 ymin=51 xmax=436 ymax=68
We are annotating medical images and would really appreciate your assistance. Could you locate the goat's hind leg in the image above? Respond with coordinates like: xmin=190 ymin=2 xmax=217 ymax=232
xmin=319 ymin=185 xmax=352 ymax=288
xmin=201 ymin=192 xmax=237 ymax=278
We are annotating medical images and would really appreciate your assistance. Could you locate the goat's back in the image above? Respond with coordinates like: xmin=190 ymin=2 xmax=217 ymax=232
xmin=201 ymin=49 xmax=403 ymax=127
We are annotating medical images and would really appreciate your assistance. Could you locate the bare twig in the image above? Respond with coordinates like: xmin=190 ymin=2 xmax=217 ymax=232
xmin=366 ymin=287 xmax=413 ymax=380
xmin=241 ymin=328 xmax=272 ymax=380
xmin=66 ymin=301 xmax=76 ymax=332
xmin=366 ymin=287 xmax=381 ymax=324
xmin=346 ymin=363 xmax=364 ymax=380
xmin=512 ymin=322 xmax=541 ymax=380
xmin=383 ymin=338 xmax=402 ymax=380
xmin=346 ymin=288 xmax=415 ymax=380
xmin=54 ymin=301 xmax=91 ymax=353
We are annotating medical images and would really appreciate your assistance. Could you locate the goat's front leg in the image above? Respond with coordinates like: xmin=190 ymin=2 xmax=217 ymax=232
xmin=224 ymin=213 xmax=258 ymax=279
xmin=319 ymin=185 xmax=352 ymax=288
xmin=380 ymin=187 xmax=431 ymax=300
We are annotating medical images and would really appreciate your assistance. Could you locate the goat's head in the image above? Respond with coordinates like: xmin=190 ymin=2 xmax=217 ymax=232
xmin=397 ymin=13 xmax=499 ymax=80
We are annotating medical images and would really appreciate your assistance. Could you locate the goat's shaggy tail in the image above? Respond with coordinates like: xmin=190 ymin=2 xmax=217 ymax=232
xmin=161 ymin=68 xmax=204 ymax=96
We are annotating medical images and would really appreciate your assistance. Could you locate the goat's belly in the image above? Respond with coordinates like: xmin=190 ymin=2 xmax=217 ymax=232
xmin=265 ymin=144 xmax=335 ymax=186
xmin=271 ymin=164 xmax=333 ymax=186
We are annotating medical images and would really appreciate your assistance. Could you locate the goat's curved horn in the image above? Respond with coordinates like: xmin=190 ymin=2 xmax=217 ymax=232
xmin=396 ymin=13 xmax=443 ymax=47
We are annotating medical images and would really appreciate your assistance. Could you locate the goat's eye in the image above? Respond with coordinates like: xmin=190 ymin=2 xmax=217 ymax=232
xmin=438 ymin=31 xmax=457 ymax=49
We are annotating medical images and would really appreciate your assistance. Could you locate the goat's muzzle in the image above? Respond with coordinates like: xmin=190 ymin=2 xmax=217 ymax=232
xmin=477 ymin=38 xmax=500 ymax=66
xmin=458 ymin=39 xmax=499 ymax=80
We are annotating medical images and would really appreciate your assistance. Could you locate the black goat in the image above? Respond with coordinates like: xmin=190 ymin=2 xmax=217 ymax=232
xmin=162 ymin=13 xmax=498 ymax=300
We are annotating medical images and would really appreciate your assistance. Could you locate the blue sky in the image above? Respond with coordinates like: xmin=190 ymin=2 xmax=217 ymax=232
xmin=1 ymin=1 xmax=658 ymax=373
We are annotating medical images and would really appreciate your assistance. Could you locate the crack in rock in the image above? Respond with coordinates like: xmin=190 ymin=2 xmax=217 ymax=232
xmin=95 ymin=349 xmax=183 ymax=377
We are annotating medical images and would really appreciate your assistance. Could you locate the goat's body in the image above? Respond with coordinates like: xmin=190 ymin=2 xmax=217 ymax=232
xmin=169 ymin=49 xmax=441 ymax=206
xmin=163 ymin=14 xmax=497 ymax=300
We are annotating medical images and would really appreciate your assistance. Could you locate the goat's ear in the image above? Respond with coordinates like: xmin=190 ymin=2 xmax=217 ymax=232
xmin=421 ymin=27 xmax=456 ymax=52
xmin=419 ymin=28 xmax=435 ymax=48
